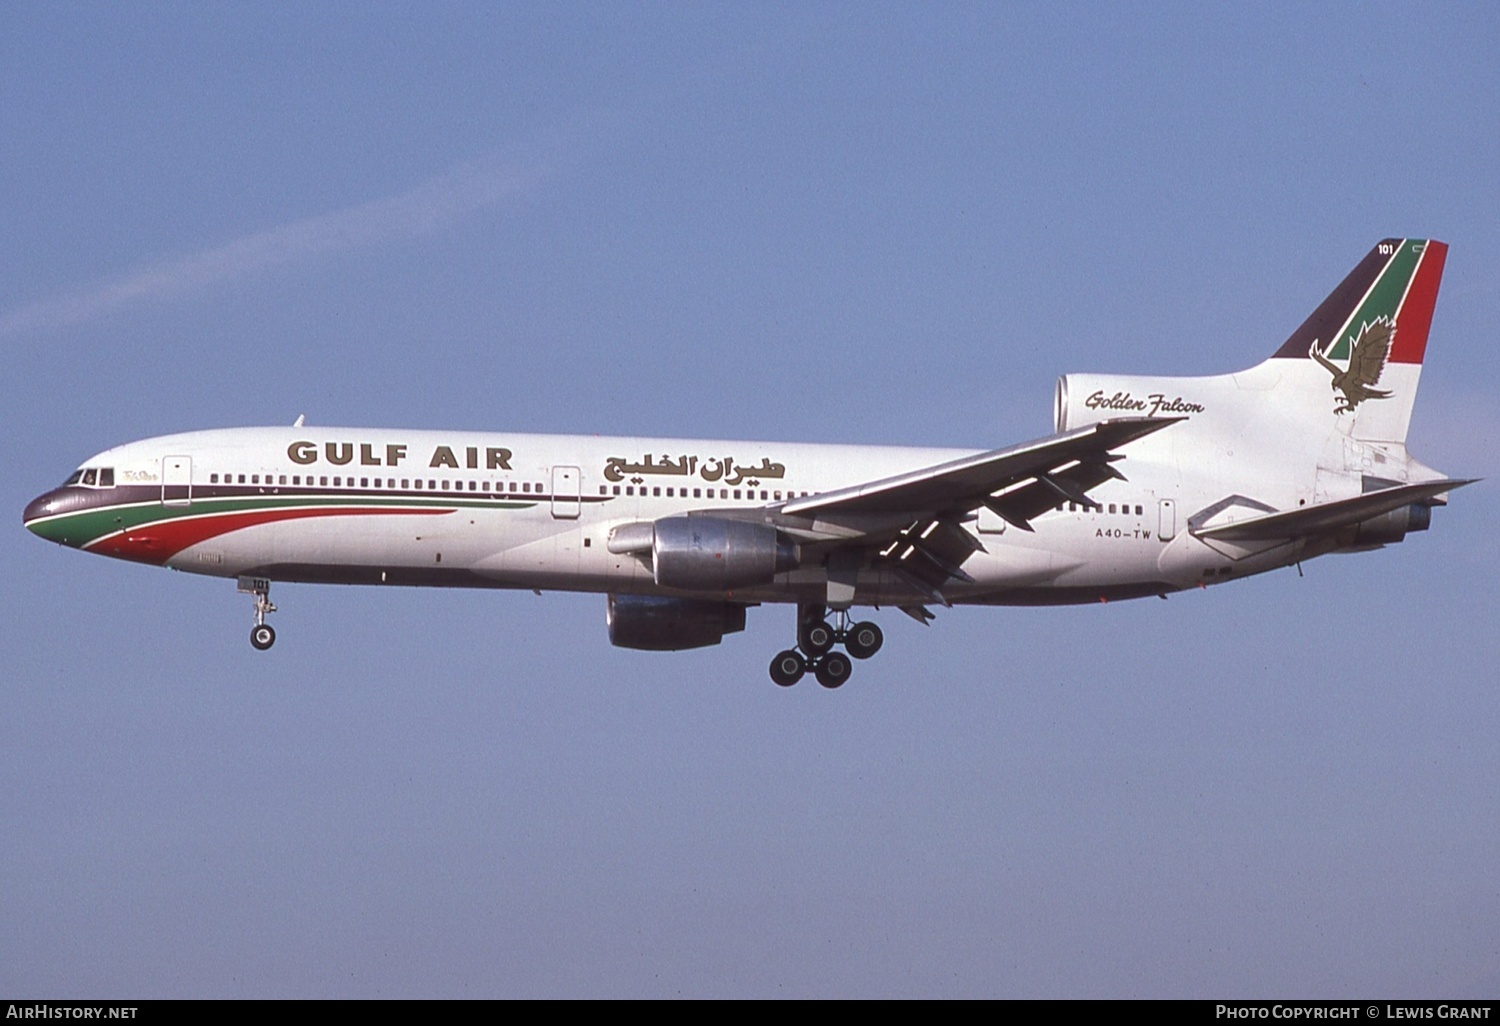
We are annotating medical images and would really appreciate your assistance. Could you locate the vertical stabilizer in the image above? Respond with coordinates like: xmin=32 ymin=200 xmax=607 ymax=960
xmin=1270 ymin=238 xmax=1447 ymax=443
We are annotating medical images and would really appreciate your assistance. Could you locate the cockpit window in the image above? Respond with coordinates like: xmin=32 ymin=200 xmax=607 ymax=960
xmin=63 ymin=467 xmax=116 ymax=488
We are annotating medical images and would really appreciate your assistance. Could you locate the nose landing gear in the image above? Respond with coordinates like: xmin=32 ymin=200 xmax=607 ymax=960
xmin=238 ymin=576 xmax=278 ymax=650
xmin=250 ymin=622 xmax=276 ymax=650
xmin=768 ymin=605 xmax=884 ymax=688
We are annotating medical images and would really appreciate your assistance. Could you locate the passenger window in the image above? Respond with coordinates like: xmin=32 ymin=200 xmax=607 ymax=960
xmin=320 ymin=476 xmax=328 ymax=486
xmin=626 ymin=486 xmax=634 ymax=496
xmin=653 ymin=487 xmax=660 ymax=497
xmin=239 ymin=475 xmax=247 ymax=484
xmin=694 ymin=488 xmax=702 ymax=498
xmin=210 ymin=473 xmax=219 ymax=484
xmin=612 ymin=486 xmax=620 ymax=496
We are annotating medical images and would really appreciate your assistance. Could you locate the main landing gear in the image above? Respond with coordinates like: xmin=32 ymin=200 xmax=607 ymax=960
xmin=769 ymin=604 xmax=884 ymax=689
xmin=238 ymin=576 xmax=277 ymax=650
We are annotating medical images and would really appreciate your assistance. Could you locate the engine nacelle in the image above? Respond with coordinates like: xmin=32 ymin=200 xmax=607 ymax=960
xmin=606 ymin=594 xmax=748 ymax=651
xmin=1352 ymin=502 xmax=1431 ymax=547
xmin=651 ymin=515 xmax=798 ymax=591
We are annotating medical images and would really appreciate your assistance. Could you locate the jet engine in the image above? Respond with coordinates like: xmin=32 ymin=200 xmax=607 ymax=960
xmin=1351 ymin=502 xmax=1432 ymax=547
xmin=606 ymin=594 xmax=748 ymax=651
xmin=648 ymin=515 xmax=799 ymax=591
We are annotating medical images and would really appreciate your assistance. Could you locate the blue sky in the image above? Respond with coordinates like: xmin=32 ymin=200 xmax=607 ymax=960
xmin=3 ymin=2 xmax=1497 ymax=998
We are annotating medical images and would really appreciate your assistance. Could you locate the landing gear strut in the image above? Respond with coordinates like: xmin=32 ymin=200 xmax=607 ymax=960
xmin=767 ymin=605 xmax=885 ymax=688
xmin=239 ymin=576 xmax=277 ymax=650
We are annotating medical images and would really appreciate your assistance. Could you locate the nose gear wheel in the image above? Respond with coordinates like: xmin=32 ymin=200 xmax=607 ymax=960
xmin=238 ymin=576 xmax=278 ymax=651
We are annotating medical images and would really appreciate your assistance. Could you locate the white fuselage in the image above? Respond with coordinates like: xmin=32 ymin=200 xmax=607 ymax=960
xmin=39 ymin=357 xmax=1415 ymax=610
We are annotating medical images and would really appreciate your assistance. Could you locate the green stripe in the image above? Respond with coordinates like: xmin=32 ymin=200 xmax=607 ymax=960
xmin=1327 ymin=240 xmax=1420 ymax=360
xmin=30 ymin=494 xmax=539 ymax=548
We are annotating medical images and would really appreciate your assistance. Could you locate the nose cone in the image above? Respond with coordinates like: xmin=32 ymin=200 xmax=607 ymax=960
xmin=24 ymin=488 xmax=60 ymax=530
xmin=23 ymin=487 xmax=84 ymax=545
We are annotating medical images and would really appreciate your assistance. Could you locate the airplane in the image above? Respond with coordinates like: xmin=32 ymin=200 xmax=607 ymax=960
xmin=23 ymin=239 xmax=1471 ymax=688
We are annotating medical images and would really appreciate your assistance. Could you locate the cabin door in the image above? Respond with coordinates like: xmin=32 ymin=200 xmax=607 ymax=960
xmin=162 ymin=456 xmax=192 ymax=506
xmin=1158 ymin=498 xmax=1177 ymax=542
xmin=551 ymin=466 xmax=580 ymax=519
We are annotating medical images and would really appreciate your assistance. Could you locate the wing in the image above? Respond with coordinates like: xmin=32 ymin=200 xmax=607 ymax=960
xmin=779 ymin=417 xmax=1180 ymax=603
xmin=783 ymin=417 xmax=1178 ymax=522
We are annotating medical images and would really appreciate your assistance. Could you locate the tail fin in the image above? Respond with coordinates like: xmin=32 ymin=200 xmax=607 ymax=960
xmin=1054 ymin=239 xmax=1448 ymax=447
xmin=1270 ymin=238 xmax=1447 ymax=443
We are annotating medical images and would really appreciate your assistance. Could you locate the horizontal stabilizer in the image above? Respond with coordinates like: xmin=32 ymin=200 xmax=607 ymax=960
xmin=1192 ymin=480 xmax=1474 ymax=542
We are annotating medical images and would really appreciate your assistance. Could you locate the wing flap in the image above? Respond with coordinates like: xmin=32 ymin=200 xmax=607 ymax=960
xmin=877 ymin=519 xmax=985 ymax=594
xmin=982 ymin=458 xmax=1122 ymax=530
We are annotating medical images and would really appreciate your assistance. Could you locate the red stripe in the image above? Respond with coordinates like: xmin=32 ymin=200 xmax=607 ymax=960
xmin=86 ymin=506 xmax=451 ymax=565
xmin=1391 ymin=241 xmax=1447 ymax=364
